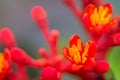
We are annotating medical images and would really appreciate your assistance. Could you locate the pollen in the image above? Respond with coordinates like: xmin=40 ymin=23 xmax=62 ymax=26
xmin=69 ymin=43 xmax=81 ymax=64
xmin=90 ymin=5 xmax=111 ymax=26
xmin=0 ymin=53 xmax=5 ymax=73
xmin=68 ymin=38 xmax=89 ymax=64
xmin=82 ymin=43 xmax=89 ymax=63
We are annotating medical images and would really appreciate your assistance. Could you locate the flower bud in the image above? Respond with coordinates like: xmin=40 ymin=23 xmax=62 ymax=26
xmin=94 ymin=61 xmax=110 ymax=74
xmin=10 ymin=48 xmax=32 ymax=65
xmin=0 ymin=27 xmax=16 ymax=48
xmin=31 ymin=6 xmax=48 ymax=29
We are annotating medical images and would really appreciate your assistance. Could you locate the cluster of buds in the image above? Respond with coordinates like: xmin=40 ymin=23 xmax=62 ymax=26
xmin=0 ymin=0 xmax=120 ymax=80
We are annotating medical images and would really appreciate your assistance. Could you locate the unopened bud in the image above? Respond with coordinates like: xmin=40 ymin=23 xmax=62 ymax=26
xmin=10 ymin=48 xmax=31 ymax=65
xmin=31 ymin=6 xmax=48 ymax=29
xmin=94 ymin=61 xmax=110 ymax=74
xmin=0 ymin=27 xmax=16 ymax=48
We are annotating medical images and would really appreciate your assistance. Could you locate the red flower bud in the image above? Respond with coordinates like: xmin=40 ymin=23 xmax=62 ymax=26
xmin=0 ymin=27 xmax=17 ymax=48
xmin=10 ymin=48 xmax=32 ymax=65
xmin=94 ymin=61 xmax=110 ymax=74
xmin=31 ymin=6 xmax=48 ymax=29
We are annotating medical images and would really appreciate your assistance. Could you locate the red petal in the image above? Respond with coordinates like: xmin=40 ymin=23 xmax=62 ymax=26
xmin=84 ymin=4 xmax=95 ymax=15
xmin=62 ymin=47 xmax=75 ymax=63
xmin=62 ymin=47 xmax=70 ymax=59
xmin=107 ymin=14 xmax=118 ymax=28
xmin=83 ymin=58 xmax=95 ymax=70
xmin=85 ymin=41 xmax=97 ymax=58
xmin=104 ymin=3 xmax=113 ymax=14
xmin=4 ymin=48 xmax=11 ymax=59
xmin=71 ymin=64 xmax=83 ymax=71
xmin=69 ymin=34 xmax=81 ymax=47
xmin=83 ymin=15 xmax=93 ymax=28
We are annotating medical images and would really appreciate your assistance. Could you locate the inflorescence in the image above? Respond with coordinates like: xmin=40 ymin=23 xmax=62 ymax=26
xmin=0 ymin=0 xmax=120 ymax=80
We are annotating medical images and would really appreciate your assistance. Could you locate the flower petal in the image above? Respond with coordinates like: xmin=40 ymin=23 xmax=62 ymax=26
xmin=104 ymin=3 xmax=112 ymax=14
xmin=84 ymin=4 xmax=95 ymax=15
xmin=69 ymin=34 xmax=82 ymax=47
xmin=84 ymin=41 xmax=97 ymax=58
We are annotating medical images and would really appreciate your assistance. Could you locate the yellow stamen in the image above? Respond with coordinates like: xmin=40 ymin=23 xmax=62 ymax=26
xmin=74 ymin=52 xmax=81 ymax=64
xmin=69 ymin=44 xmax=81 ymax=64
xmin=90 ymin=8 xmax=97 ymax=26
xmin=82 ymin=43 xmax=89 ymax=63
xmin=77 ymin=39 xmax=82 ymax=52
xmin=103 ymin=14 xmax=111 ymax=25
xmin=0 ymin=53 xmax=5 ymax=73
xmin=90 ymin=5 xmax=111 ymax=26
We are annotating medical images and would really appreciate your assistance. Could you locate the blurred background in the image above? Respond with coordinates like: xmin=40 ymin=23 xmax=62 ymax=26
xmin=0 ymin=0 xmax=120 ymax=80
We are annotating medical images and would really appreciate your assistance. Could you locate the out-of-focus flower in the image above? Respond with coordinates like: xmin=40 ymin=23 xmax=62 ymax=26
xmin=0 ymin=49 xmax=11 ymax=79
xmin=83 ymin=3 xmax=118 ymax=34
xmin=62 ymin=34 xmax=96 ymax=71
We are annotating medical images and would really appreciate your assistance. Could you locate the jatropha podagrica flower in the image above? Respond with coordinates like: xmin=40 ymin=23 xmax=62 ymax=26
xmin=83 ymin=3 xmax=118 ymax=34
xmin=62 ymin=34 xmax=96 ymax=71
xmin=0 ymin=49 xmax=11 ymax=79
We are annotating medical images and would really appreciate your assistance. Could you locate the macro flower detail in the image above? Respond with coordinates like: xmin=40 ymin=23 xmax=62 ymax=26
xmin=83 ymin=3 xmax=118 ymax=34
xmin=0 ymin=53 xmax=5 ymax=73
xmin=0 ymin=49 xmax=11 ymax=79
xmin=62 ymin=34 xmax=96 ymax=70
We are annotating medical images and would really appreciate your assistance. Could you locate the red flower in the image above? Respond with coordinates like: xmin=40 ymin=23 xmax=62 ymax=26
xmin=0 ymin=49 xmax=11 ymax=79
xmin=83 ymin=3 xmax=118 ymax=34
xmin=62 ymin=34 xmax=96 ymax=71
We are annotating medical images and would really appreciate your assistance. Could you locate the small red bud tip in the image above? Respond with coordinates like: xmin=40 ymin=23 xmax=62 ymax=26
xmin=0 ymin=27 xmax=16 ymax=48
xmin=41 ymin=67 xmax=58 ymax=80
xmin=94 ymin=61 xmax=110 ymax=74
xmin=31 ymin=6 xmax=47 ymax=21
xmin=50 ymin=29 xmax=60 ymax=45
xmin=31 ymin=6 xmax=48 ymax=29
xmin=10 ymin=48 xmax=31 ymax=65
xmin=38 ymin=48 xmax=49 ymax=58
xmin=50 ymin=29 xmax=60 ymax=38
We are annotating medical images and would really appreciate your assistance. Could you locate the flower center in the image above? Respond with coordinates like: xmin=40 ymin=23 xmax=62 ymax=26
xmin=69 ymin=39 xmax=88 ymax=64
xmin=90 ymin=5 xmax=111 ymax=26
xmin=0 ymin=53 xmax=5 ymax=73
